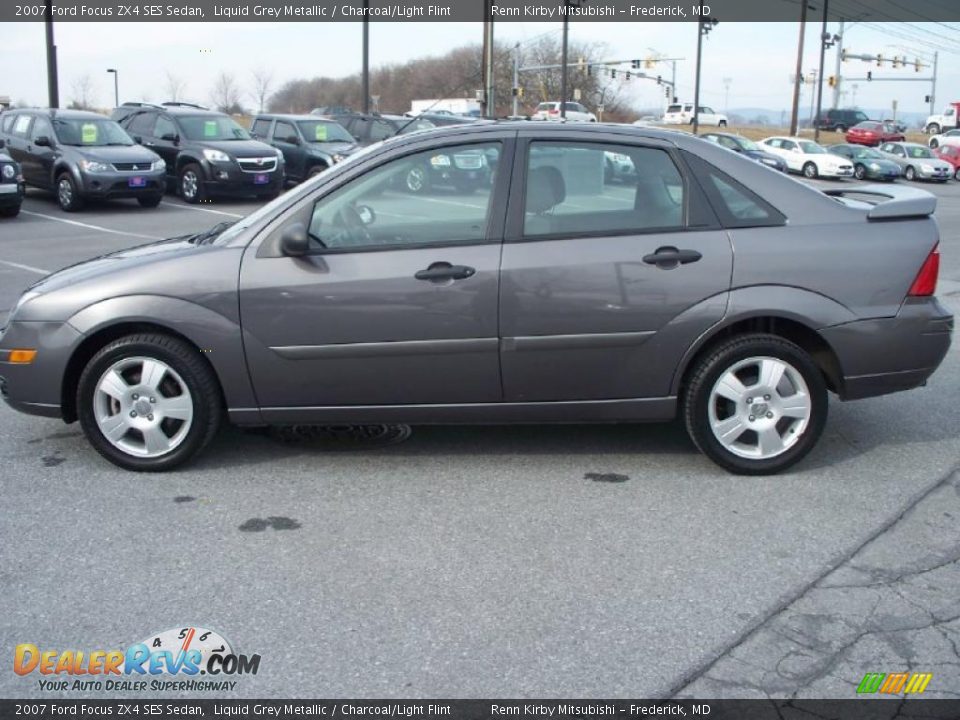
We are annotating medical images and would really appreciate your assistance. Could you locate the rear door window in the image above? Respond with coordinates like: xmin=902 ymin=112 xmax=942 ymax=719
xmin=273 ymin=121 xmax=297 ymax=143
xmin=12 ymin=114 xmax=32 ymax=137
xmin=251 ymin=118 xmax=272 ymax=138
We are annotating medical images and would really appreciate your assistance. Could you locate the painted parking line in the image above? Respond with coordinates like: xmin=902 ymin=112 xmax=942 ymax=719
xmin=0 ymin=259 xmax=50 ymax=275
xmin=20 ymin=210 xmax=164 ymax=241
xmin=159 ymin=201 xmax=244 ymax=218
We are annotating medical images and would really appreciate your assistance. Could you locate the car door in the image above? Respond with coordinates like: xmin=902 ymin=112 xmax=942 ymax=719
xmin=4 ymin=114 xmax=34 ymax=176
xmin=24 ymin=115 xmax=55 ymax=188
xmin=699 ymin=106 xmax=717 ymax=125
xmin=498 ymin=133 xmax=732 ymax=402
xmin=779 ymin=140 xmax=802 ymax=171
xmin=238 ymin=134 xmax=514 ymax=417
xmin=148 ymin=115 xmax=181 ymax=181
xmin=271 ymin=120 xmax=304 ymax=180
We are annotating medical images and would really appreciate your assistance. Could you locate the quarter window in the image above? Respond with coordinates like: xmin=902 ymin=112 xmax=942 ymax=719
xmin=273 ymin=121 xmax=297 ymax=142
xmin=251 ymin=118 xmax=271 ymax=137
xmin=303 ymin=142 xmax=500 ymax=251
xmin=154 ymin=116 xmax=178 ymax=139
xmin=522 ymin=141 xmax=685 ymax=237
xmin=13 ymin=114 xmax=32 ymax=136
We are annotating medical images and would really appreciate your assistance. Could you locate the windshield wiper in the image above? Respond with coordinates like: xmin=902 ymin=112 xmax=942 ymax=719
xmin=189 ymin=221 xmax=235 ymax=245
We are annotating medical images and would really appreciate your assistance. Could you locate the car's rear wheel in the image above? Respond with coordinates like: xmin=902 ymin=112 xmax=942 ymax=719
xmin=0 ymin=205 xmax=20 ymax=217
xmin=137 ymin=194 xmax=162 ymax=208
xmin=77 ymin=334 xmax=221 ymax=471
xmin=905 ymin=165 xmax=917 ymax=181
xmin=718 ymin=120 xmax=727 ymax=127
xmin=802 ymin=162 xmax=818 ymax=179
xmin=56 ymin=172 xmax=84 ymax=212
xmin=683 ymin=334 xmax=827 ymax=475
xmin=955 ymin=168 xmax=960 ymax=181
xmin=178 ymin=164 xmax=205 ymax=204
xmin=927 ymin=123 xmax=941 ymax=135
xmin=854 ymin=163 xmax=867 ymax=180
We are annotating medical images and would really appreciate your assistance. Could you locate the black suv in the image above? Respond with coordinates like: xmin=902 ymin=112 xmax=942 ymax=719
xmin=815 ymin=108 xmax=870 ymax=133
xmin=0 ymin=139 xmax=25 ymax=217
xmin=114 ymin=105 xmax=283 ymax=203
xmin=0 ymin=109 xmax=165 ymax=212
xmin=250 ymin=114 xmax=358 ymax=184
xmin=322 ymin=112 xmax=435 ymax=147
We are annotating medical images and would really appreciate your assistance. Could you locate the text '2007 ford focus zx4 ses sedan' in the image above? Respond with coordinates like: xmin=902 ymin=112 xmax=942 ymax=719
xmin=0 ymin=124 xmax=953 ymax=474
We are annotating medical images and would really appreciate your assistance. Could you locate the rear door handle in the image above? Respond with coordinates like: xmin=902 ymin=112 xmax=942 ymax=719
xmin=643 ymin=246 xmax=702 ymax=269
xmin=415 ymin=262 xmax=476 ymax=282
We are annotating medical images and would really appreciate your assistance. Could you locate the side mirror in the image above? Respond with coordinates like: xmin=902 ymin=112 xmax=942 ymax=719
xmin=132 ymin=135 xmax=143 ymax=144
xmin=280 ymin=223 xmax=310 ymax=257
xmin=34 ymin=136 xmax=52 ymax=147
xmin=160 ymin=132 xmax=179 ymax=143
xmin=286 ymin=135 xmax=301 ymax=145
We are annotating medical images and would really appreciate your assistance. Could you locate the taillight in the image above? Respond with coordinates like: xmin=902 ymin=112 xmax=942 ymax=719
xmin=907 ymin=244 xmax=940 ymax=297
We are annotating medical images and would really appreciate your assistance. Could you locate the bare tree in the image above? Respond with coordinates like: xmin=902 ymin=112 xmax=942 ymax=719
xmin=164 ymin=71 xmax=187 ymax=102
xmin=68 ymin=74 xmax=97 ymax=111
xmin=210 ymin=71 xmax=242 ymax=114
xmin=250 ymin=68 xmax=274 ymax=113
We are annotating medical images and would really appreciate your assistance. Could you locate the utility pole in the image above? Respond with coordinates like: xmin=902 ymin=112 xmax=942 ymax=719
xmin=790 ymin=0 xmax=808 ymax=136
xmin=107 ymin=68 xmax=119 ymax=108
xmin=814 ymin=0 xmax=834 ymax=143
xmin=930 ymin=51 xmax=938 ymax=117
xmin=512 ymin=43 xmax=520 ymax=117
xmin=722 ymin=77 xmax=732 ymax=114
xmin=481 ymin=0 xmax=494 ymax=118
xmin=44 ymin=0 xmax=59 ymax=108
xmin=693 ymin=8 xmax=717 ymax=134
xmin=832 ymin=19 xmax=844 ymax=109
xmin=361 ymin=0 xmax=369 ymax=113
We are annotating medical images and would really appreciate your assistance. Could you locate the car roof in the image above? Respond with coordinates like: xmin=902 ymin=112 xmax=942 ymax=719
xmin=254 ymin=113 xmax=340 ymax=122
xmin=18 ymin=108 xmax=109 ymax=120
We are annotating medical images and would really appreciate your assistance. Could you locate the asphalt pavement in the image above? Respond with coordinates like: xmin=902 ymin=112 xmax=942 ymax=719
xmin=1 ymin=175 xmax=958 ymax=700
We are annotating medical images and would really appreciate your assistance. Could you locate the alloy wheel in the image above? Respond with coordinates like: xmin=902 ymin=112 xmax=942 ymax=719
xmin=58 ymin=178 xmax=73 ymax=208
xmin=181 ymin=170 xmax=199 ymax=200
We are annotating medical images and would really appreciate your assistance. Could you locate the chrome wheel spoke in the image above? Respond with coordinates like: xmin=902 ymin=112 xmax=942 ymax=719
xmin=758 ymin=426 xmax=786 ymax=456
xmin=160 ymin=394 xmax=192 ymax=421
xmin=780 ymin=392 xmax=811 ymax=419
xmin=715 ymin=372 xmax=748 ymax=402
xmin=139 ymin=359 xmax=167 ymax=391
xmin=99 ymin=413 xmax=130 ymax=442
xmin=757 ymin=358 xmax=786 ymax=393
xmin=712 ymin=415 xmax=746 ymax=446
xmin=98 ymin=370 xmax=130 ymax=401
xmin=142 ymin=425 xmax=172 ymax=455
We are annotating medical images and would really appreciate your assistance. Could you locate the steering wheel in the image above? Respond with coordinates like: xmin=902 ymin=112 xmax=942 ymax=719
xmin=332 ymin=204 xmax=372 ymax=246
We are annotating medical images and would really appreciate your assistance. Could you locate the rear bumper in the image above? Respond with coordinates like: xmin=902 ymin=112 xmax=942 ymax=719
xmin=821 ymin=297 xmax=954 ymax=400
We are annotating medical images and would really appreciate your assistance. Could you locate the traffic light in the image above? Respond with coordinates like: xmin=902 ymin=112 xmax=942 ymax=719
xmin=915 ymin=59 xmax=921 ymax=72
xmin=610 ymin=69 xmax=616 ymax=79
xmin=867 ymin=71 xmax=873 ymax=81
xmin=828 ymin=75 xmax=836 ymax=88
xmin=925 ymin=95 xmax=932 ymax=103
xmin=892 ymin=56 xmax=900 ymax=68
xmin=631 ymin=59 xmax=640 ymax=69
xmin=625 ymin=71 xmax=631 ymax=81
xmin=656 ymin=75 xmax=662 ymax=85
xmin=586 ymin=64 xmax=592 ymax=77
xmin=876 ymin=53 xmax=883 ymax=66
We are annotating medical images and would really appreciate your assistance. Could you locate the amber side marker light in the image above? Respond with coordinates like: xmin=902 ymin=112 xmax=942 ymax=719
xmin=7 ymin=350 xmax=37 ymax=364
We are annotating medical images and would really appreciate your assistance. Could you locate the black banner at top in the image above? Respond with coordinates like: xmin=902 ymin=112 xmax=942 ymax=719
xmin=3 ymin=0 xmax=960 ymax=22
xmin=3 ymin=699 xmax=960 ymax=720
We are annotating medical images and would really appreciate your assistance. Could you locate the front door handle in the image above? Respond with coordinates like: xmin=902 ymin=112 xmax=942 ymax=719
xmin=415 ymin=262 xmax=476 ymax=282
xmin=643 ymin=246 xmax=702 ymax=269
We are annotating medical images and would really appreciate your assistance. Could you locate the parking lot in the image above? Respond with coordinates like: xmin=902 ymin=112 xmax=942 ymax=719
xmin=1 ymin=174 xmax=959 ymax=699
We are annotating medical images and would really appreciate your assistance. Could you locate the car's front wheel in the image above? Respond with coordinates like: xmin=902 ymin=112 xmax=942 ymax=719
xmin=77 ymin=334 xmax=221 ymax=471
xmin=929 ymin=139 xmax=940 ymax=149
xmin=718 ymin=120 xmax=727 ymax=127
xmin=683 ymin=334 xmax=828 ymax=475
xmin=56 ymin=172 xmax=84 ymax=212
xmin=854 ymin=163 xmax=867 ymax=180
xmin=404 ymin=165 xmax=429 ymax=193
xmin=905 ymin=165 xmax=917 ymax=181
xmin=802 ymin=162 xmax=818 ymax=179
xmin=0 ymin=204 xmax=20 ymax=217
xmin=179 ymin=164 xmax=206 ymax=204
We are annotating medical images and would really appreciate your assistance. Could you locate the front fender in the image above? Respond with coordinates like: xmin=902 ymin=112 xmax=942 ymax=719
xmin=67 ymin=295 xmax=259 ymax=417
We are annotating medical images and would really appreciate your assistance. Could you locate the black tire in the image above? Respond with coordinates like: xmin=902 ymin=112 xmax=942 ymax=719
xmin=682 ymin=334 xmax=828 ymax=475
xmin=802 ymin=162 xmax=818 ymax=179
xmin=404 ymin=165 xmax=430 ymax=194
xmin=854 ymin=163 xmax=867 ymax=180
xmin=929 ymin=138 xmax=940 ymax=149
xmin=905 ymin=165 xmax=916 ymax=181
xmin=927 ymin=123 xmax=941 ymax=135
xmin=955 ymin=168 xmax=960 ymax=181
xmin=137 ymin=194 xmax=162 ymax=208
xmin=718 ymin=120 xmax=727 ymax=128
xmin=307 ymin=164 xmax=328 ymax=179
xmin=178 ymin=163 xmax=206 ymax=204
xmin=0 ymin=204 xmax=20 ymax=217
xmin=56 ymin=172 xmax=84 ymax=212
xmin=76 ymin=333 xmax=222 ymax=472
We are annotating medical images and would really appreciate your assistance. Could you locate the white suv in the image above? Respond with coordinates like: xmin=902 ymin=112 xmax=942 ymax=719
xmin=532 ymin=102 xmax=597 ymax=122
xmin=663 ymin=103 xmax=728 ymax=127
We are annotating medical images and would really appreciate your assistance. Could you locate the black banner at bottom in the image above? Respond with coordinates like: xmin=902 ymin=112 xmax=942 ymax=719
xmin=3 ymin=700 xmax=960 ymax=720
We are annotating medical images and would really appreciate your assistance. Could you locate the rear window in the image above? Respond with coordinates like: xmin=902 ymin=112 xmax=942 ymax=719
xmin=537 ymin=103 xmax=556 ymax=111
xmin=666 ymin=105 xmax=682 ymax=113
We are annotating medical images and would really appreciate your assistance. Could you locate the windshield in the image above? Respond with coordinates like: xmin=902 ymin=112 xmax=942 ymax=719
xmin=798 ymin=141 xmax=826 ymax=154
xmin=296 ymin=120 xmax=354 ymax=143
xmin=54 ymin=118 xmax=134 ymax=146
xmin=179 ymin=115 xmax=250 ymax=141
xmin=906 ymin=146 xmax=933 ymax=159
xmin=850 ymin=146 xmax=884 ymax=159
xmin=737 ymin=137 xmax=759 ymax=151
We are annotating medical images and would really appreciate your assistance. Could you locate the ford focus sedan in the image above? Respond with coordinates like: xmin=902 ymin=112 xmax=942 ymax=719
xmin=0 ymin=124 xmax=952 ymax=475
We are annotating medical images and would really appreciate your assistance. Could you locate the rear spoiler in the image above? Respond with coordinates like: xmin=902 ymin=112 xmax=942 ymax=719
xmin=822 ymin=184 xmax=936 ymax=220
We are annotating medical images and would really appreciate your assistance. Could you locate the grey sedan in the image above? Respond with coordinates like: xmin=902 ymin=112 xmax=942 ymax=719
xmin=879 ymin=141 xmax=953 ymax=182
xmin=0 ymin=124 xmax=952 ymax=475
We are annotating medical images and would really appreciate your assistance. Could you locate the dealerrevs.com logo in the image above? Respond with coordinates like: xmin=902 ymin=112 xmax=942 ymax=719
xmin=14 ymin=627 xmax=261 ymax=692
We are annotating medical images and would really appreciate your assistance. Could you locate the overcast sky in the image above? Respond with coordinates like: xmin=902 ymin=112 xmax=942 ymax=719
xmin=0 ymin=21 xmax=955 ymax=118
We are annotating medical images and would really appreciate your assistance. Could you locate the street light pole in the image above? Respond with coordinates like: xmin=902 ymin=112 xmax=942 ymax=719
xmin=44 ymin=0 xmax=59 ymax=108
xmin=560 ymin=12 xmax=569 ymax=119
xmin=107 ymin=68 xmax=119 ymax=108
xmin=790 ymin=0 xmax=809 ymax=136
xmin=362 ymin=0 xmax=369 ymax=114
xmin=693 ymin=8 xmax=717 ymax=135
xmin=814 ymin=1 xmax=836 ymax=143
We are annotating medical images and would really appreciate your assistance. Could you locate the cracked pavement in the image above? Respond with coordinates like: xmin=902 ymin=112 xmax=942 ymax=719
xmin=678 ymin=469 xmax=960 ymax=700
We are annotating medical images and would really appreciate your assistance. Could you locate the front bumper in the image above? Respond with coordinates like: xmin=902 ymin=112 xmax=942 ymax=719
xmin=79 ymin=169 xmax=166 ymax=199
xmin=821 ymin=296 xmax=954 ymax=400
xmin=202 ymin=163 xmax=284 ymax=196
xmin=0 ymin=182 xmax=25 ymax=206
xmin=0 ymin=320 xmax=81 ymax=420
xmin=823 ymin=166 xmax=855 ymax=178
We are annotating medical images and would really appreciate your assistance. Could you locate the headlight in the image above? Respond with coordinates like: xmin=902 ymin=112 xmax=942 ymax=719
xmin=151 ymin=159 xmax=166 ymax=171
xmin=920 ymin=163 xmax=933 ymax=172
xmin=869 ymin=163 xmax=881 ymax=171
xmin=80 ymin=160 xmax=109 ymax=173
xmin=1 ymin=164 xmax=15 ymax=180
xmin=203 ymin=148 xmax=231 ymax=163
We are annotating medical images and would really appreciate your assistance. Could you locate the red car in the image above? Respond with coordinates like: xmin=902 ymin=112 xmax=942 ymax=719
xmin=845 ymin=121 xmax=906 ymax=146
xmin=934 ymin=144 xmax=960 ymax=179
